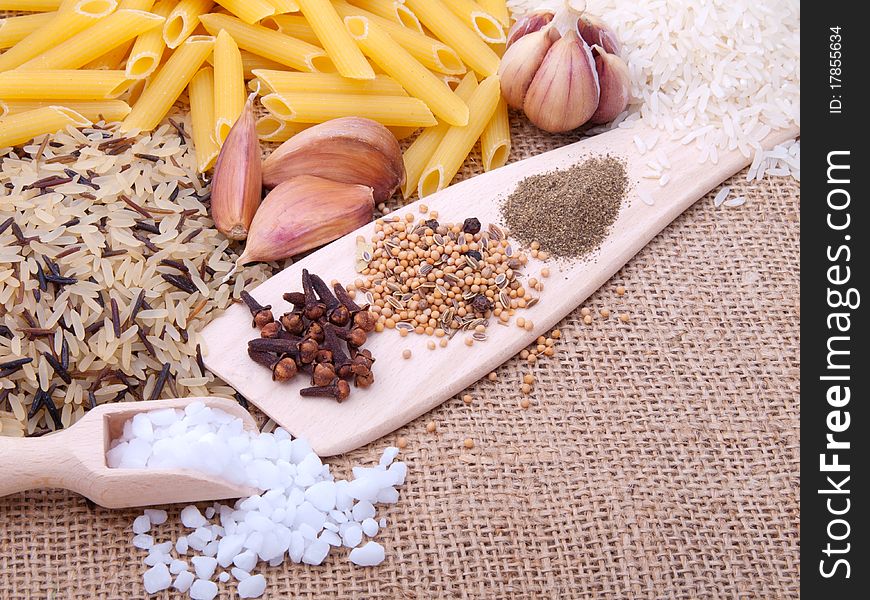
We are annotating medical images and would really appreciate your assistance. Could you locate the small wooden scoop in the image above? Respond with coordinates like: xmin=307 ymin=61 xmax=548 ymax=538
xmin=0 ymin=397 xmax=259 ymax=509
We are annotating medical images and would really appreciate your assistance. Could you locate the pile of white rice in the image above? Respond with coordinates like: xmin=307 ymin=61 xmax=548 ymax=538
xmin=0 ymin=116 xmax=276 ymax=436
xmin=507 ymin=0 xmax=801 ymax=181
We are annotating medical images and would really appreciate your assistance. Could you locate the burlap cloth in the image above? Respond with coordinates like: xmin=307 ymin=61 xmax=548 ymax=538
xmin=0 ymin=115 xmax=800 ymax=598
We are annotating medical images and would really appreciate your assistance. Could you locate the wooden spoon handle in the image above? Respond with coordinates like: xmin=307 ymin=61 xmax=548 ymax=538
xmin=0 ymin=433 xmax=83 ymax=498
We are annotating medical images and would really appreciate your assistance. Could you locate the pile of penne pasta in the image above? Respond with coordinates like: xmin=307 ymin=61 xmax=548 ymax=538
xmin=0 ymin=0 xmax=513 ymax=198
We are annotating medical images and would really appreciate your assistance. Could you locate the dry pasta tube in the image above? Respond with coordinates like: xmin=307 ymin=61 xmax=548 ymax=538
xmin=252 ymin=70 xmax=406 ymax=95
xmin=17 ymin=9 xmax=165 ymax=70
xmin=188 ymin=67 xmax=220 ymax=171
xmin=206 ymin=50 xmax=287 ymax=78
xmin=255 ymin=114 xmax=311 ymax=142
xmin=265 ymin=0 xmax=298 ymax=13
xmin=261 ymin=92 xmax=437 ymax=127
xmin=163 ymin=0 xmax=212 ymax=49
xmin=297 ymin=0 xmax=374 ymax=80
xmin=441 ymin=0 xmax=506 ymax=44
xmin=347 ymin=0 xmax=422 ymax=33
xmin=259 ymin=14 xmax=319 ymax=45
xmin=477 ymin=0 xmax=509 ymax=27
xmin=481 ymin=97 xmax=510 ymax=171
xmin=0 ymin=0 xmax=116 ymax=71
xmin=419 ymin=74 xmax=500 ymax=196
xmin=0 ymin=70 xmax=132 ymax=100
xmin=214 ymin=0 xmax=275 ymax=24
xmin=0 ymin=106 xmax=91 ymax=148
xmin=404 ymin=0 xmax=500 ymax=77
xmin=83 ymin=0 xmax=156 ymax=69
xmin=120 ymin=35 xmax=214 ymax=133
xmin=199 ymin=13 xmax=333 ymax=73
xmin=332 ymin=1 xmax=464 ymax=75
xmin=345 ymin=16 xmax=468 ymax=126
xmin=401 ymin=71 xmax=477 ymax=198
xmin=126 ymin=0 xmax=178 ymax=79
xmin=213 ymin=29 xmax=245 ymax=144
xmin=0 ymin=0 xmax=63 ymax=10
xmin=0 ymin=12 xmax=56 ymax=50
xmin=0 ymin=100 xmax=131 ymax=122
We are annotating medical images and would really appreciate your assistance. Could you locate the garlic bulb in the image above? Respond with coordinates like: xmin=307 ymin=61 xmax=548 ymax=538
xmin=498 ymin=1 xmax=629 ymax=133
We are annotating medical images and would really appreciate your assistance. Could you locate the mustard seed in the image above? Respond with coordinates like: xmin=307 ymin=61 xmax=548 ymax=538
xmin=523 ymin=320 xmax=533 ymax=331
xmin=439 ymin=338 xmax=448 ymax=348
xmin=550 ymin=329 xmax=561 ymax=339
xmin=583 ymin=315 xmax=593 ymax=324
xmin=402 ymin=349 xmax=412 ymax=359
xmin=427 ymin=340 xmax=436 ymax=350
xmin=619 ymin=313 xmax=630 ymax=323
xmin=487 ymin=372 xmax=497 ymax=381
xmin=600 ymin=308 xmax=610 ymax=318
xmin=419 ymin=204 xmax=428 ymax=214
xmin=463 ymin=438 xmax=474 ymax=449
xmin=520 ymin=399 xmax=530 ymax=409
xmin=541 ymin=267 xmax=550 ymax=278
xmin=426 ymin=421 xmax=436 ymax=433
xmin=523 ymin=374 xmax=535 ymax=385
xmin=462 ymin=394 xmax=472 ymax=404
xmin=464 ymin=337 xmax=473 ymax=347
xmin=581 ymin=307 xmax=591 ymax=317
xmin=397 ymin=436 xmax=408 ymax=449
xmin=521 ymin=383 xmax=532 ymax=394
xmin=616 ymin=285 xmax=626 ymax=296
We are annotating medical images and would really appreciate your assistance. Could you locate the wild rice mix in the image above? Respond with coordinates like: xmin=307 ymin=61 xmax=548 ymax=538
xmin=0 ymin=118 xmax=276 ymax=437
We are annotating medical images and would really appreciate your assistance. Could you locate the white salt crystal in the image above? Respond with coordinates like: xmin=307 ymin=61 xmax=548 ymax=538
xmin=181 ymin=506 xmax=207 ymax=529
xmin=379 ymin=518 xmax=386 ymax=528
xmin=173 ymin=570 xmax=195 ymax=593
xmin=189 ymin=579 xmax=218 ymax=600
xmin=238 ymin=574 xmax=267 ymax=598
xmin=132 ymin=534 xmax=154 ymax=550
xmin=347 ymin=477 xmax=380 ymax=502
xmin=106 ymin=442 xmax=127 ymax=468
xmin=217 ymin=534 xmax=246 ymax=567
xmin=288 ymin=532 xmax=305 ymax=564
xmin=348 ymin=541 xmax=385 ymax=567
xmin=233 ymin=550 xmax=257 ymax=572
xmin=144 ymin=509 xmax=167 ymax=525
xmin=187 ymin=534 xmax=207 ymax=552
xmin=132 ymin=515 xmax=151 ymax=534
xmin=295 ymin=502 xmax=326 ymax=531
xmin=342 ymin=525 xmax=362 ymax=548
xmin=361 ymin=518 xmax=379 ymax=537
xmin=191 ymin=556 xmax=217 ymax=580
xmin=121 ymin=438 xmax=152 ymax=468
xmin=305 ymin=481 xmax=336 ymax=512
xmin=379 ymin=447 xmax=400 ymax=467
xmin=232 ymin=567 xmax=250 ymax=581
xmin=203 ymin=540 xmax=219 ymax=557
xmin=194 ymin=526 xmax=214 ymax=542
xmin=351 ymin=500 xmax=376 ymax=522
xmin=175 ymin=536 xmax=189 ymax=555
xmin=131 ymin=413 xmax=154 ymax=441
xmin=204 ymin=507 xmax=216 ymax=519
xmin=144 ymin=550 xmax=171 ymax=566
xmin=388 ymin=462 xmax=407 ymax=486
xmin=169 ymin=559 xmax=188 ymax=575
xmin=320 ymin=531 xmax=342 ymax=547
xmin=376 ymin=487 xmax=399 ymax=504
xmin=244 ymin=531 xmax=263 ymax=554
xmin=143 ymin=563 xmax=171 ymax=594
xmin=219 ymin=572 xmax=230 ymax=583
xmin=301 ymin=540 xmax=330 ymax=566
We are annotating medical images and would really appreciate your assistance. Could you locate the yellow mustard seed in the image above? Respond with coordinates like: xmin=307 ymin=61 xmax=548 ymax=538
xmin=616 ymin=285 xmax=626 ymax=296
xmin=419 ymin=204 xmax=428 ymax=214
xmin=521 ymin=383 xmax=532 ymax=394
xmin=397 ymin=437 xmax=408 ymax=449
xmin=440 ymin=338 xmax=448 ymax=348
xmin=426 ymin=421 xmax=436 ymax=433
xmin=619 ymin=313 xmax=630 ymax=323
xmin=516 ymin=317 xmax=526 ymax=328
xmin=523 ymin=374 xmax=534 ymax=385
xmin=584 ymin=315 xmax=593 ymax=325
xmin=524 ymin=320 xmax=534 ymax=331
xmin=581 ymin=307 xmax=591 ymax=317
xmin=402 ymin=349 xmax=412 ymax=359
xmin=427 ymin=340 xmax=436 ymax=350
xmin=463 ymin=438 xmax=474 ymax=449
xmin=541 ymin=267 xmax=550 ymax=278
xmin=462 ymin=394 xmax=472 ymax=404
xmin=551 ymin=329 xmax=561 ymax=339
xmin=520 ymin=399 xmax=530 ymax=409
xmin=600 ymin=308 xmax=611 ymax=318
xmin=487 ymin=372 xmax=497 ymax=381
xmin=464 ymin=337 xmax=473 ymax=347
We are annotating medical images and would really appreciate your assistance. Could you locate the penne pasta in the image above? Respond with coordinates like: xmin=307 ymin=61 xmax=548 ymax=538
xmin=345 ymin=16 xmax=468 ymax=126
xmin=213 ymin=0 xmax=275 ymax=24
xmin=120 ymin=35 xmax=214 ymax=132
xmin=297 ymin=0 xmax=374 ymax=80
xmin=0 ymin=0 xmax=63 ymax=9
xmin=332 ymin=0 xmax=464 ymax=75
xmin=252 ymin=70 xmax=406 ymax=96
xmin=0 ymin=12 xmax=56 ymax=50
xmin=126 ymin=0 xmax=178 ymax=79
xmin=199 ymin=13 xmax=334 ymax=73
xmin=346 ymin=0 xmax=422 ymax=33
xmin=0 ymin=100 xmax=131 ymax=122
xmin=163 ymin=0 xmax=212 ymax=49
xmin=0 ymin=0 xmax=116 ymax=71
xmin=441 ymin=0 xmax=506 ymax=44
xmin=255 ymin=114 xmax=311 ymax=142
xmin=401 ymin=71 xmax=477 ymax=198
xmin=83 ymin=0 xmax=157 ymax=70
xmin=213 ymin=29 xmax=245 ymax=144
xmin=17 ymin=10 xmax=165 ymax=70
xmin=261 ymin=92 xmax=437 ymax=127
xmin=259 ymin=14 xmax=320 ymax=45
xmin=0 ymin=70 xmax=132 ymax=100
xmin=418 ymin=74 xmax=500 ymax=196
xmin=403 ymin=0 xmax=500 ymax=76
xmin=0 ymin=106 xmax=91 ymax=148
xmin=477 ymin=0 xmax=510 ymax=27
xmin=206 ymin=50 xmax=287 ymax=78
xmin=188 ymin=67 xmax=220 ymax=171
xmin=264 ymin=0 xmax=298 ymax=13
xmin=480 ymin=97 xmax=510 ymax=171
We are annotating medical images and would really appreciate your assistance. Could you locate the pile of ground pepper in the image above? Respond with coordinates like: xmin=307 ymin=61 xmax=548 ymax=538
xmin=500 ymin=156 xmax=627 ymax=259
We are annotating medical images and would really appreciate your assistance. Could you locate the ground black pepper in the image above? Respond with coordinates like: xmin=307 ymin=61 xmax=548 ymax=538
xmin=500 ymin=156 xmax=627 ymax=259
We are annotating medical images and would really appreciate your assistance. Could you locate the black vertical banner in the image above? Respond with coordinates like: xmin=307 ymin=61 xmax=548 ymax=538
xmin=802 ymin=2 xmax=867 ymax=597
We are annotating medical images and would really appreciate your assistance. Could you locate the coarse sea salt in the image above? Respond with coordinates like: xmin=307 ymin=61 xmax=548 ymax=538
xmin=111 ymin=403 xmax=406 ymax=599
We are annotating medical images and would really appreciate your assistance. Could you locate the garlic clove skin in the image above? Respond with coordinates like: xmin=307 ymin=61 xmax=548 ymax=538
xmin=236 ymin=175 xmax=375 ymax=267
xmin=211 ymin=93 xmax=262 ymax=241
xmin=522 ymin=29 xmax=600 ymax=133
xmin=498 ymin=29 xmax=553 ymax=110
xmin=506 ymin=11 xmax=554 ymax=48
xmin=577 ymin=13 xmax=620 ymax=56
xmin=261 ymin=117 xmax=404 ymax=203
xmin=589 ymin=47 xmax=631 ymax=124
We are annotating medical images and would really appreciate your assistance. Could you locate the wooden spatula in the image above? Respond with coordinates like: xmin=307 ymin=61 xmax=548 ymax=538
xmin=201 ymin=123 xmax=799 ymax=457
xmin=0 ymin=397 xmax=259 ymax=508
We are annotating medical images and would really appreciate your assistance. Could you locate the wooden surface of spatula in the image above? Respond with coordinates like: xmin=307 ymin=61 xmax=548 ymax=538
xmin=201 ymin=123 xmax=799 ymax=457
xmin=0 ymin=397 xmax=258 ymax=508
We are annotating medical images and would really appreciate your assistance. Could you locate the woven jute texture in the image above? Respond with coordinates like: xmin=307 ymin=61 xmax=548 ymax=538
xmin=0 ymin=115 xmax=800 ymax=599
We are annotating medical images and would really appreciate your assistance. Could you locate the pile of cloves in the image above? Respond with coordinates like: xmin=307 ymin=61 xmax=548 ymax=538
xmin=242 ymin=269 xmax=378 ymax=402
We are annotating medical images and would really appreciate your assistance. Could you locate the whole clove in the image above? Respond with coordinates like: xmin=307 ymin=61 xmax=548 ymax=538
xmin=300 ymin=380 xmax=351 ymax=402
xmin=240 ymin=290 xmax=274 ymax=329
